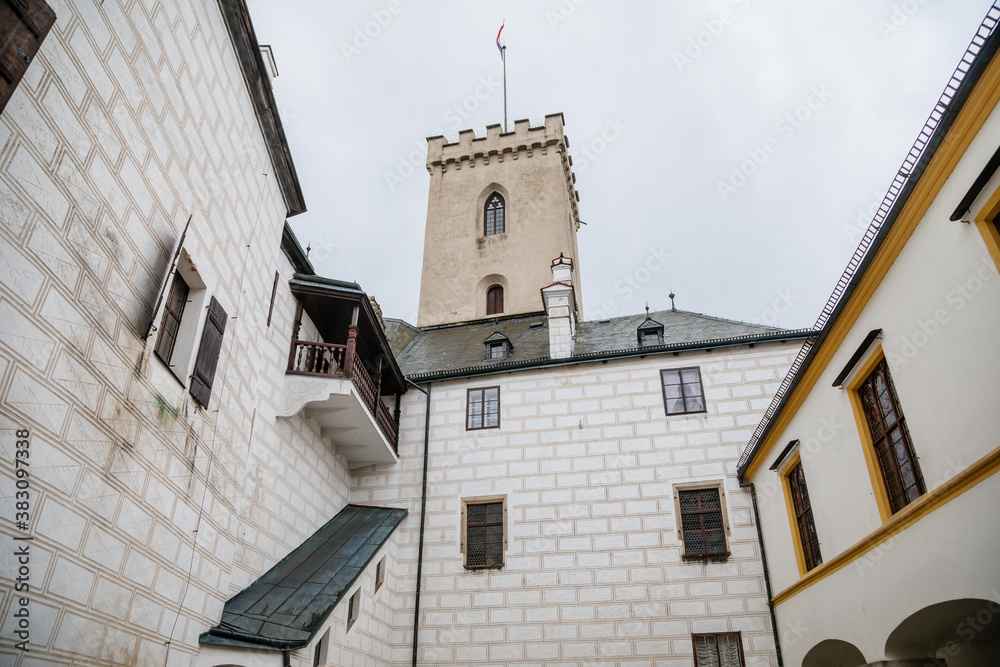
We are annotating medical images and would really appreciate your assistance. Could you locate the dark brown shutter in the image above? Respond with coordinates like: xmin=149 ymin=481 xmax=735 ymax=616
xmin=0 ymin=0 xmax=56 ymax=114
xmin=486 ymin=285 xmax=503 ymax=315
xmin=266 ymin=270 xmax=279 ymax=327
xmin=154 ymin=273 xmax=189 ymax=364
xmin=190 ymin=296 xmax=227 ymax=408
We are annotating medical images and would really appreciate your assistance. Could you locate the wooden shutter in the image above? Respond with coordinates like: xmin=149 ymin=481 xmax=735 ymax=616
xmin=0 ymin=0 xmax=56 ymax=114
xmin=190 ymin=296 xmax=227 ymax=408
xmin=153 ymin=273 xmax=189 ymax=364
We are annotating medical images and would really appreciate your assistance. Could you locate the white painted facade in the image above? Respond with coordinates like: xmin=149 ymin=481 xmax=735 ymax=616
xmin=741 ymin=33 xmax=1000 ymax=667
xmin=353 ymin=341 xmax=804 ymax=666
xmin=0 ymin=1 xmax=393 ymax=665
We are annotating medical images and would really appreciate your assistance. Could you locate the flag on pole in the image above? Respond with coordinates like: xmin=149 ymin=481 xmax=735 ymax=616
xmin=496 ymin=22 xmax=505 ymax=61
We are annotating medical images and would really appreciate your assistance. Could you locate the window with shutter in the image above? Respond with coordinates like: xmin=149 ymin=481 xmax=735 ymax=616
xmin=189 ymin=296 xmax=227 ymax=408
xmin=154 ymin=273 xmax=189 ymax=365
xmin=0 ymin=0 xmax=56 ymax=115
xmin=486 ymin=285 xmax=504 ymax=315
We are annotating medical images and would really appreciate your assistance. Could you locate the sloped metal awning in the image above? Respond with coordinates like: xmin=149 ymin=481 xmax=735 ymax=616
xmin=201 ymin=505 xmax=407 ymax=650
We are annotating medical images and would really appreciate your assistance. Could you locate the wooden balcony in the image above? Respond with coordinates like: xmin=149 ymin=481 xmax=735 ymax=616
xmin=278 ymin=275 xmax=406 ymax=469
xmin=287 ymin=340 xmax=399 ymax=450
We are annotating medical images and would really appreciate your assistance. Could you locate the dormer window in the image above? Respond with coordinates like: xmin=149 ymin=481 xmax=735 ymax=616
xmin=637 ymin=309 xmax=665 ymax=347
xmin=485 ymin=193 xmax=505 ymax=235
xmin=484 ymin=329 xmax=513 ymax=360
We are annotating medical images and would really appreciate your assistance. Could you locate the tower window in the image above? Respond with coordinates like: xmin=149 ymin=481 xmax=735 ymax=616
xmin=486 ymin=285 xmax=504 ymax=315
xmin=485 ymin=193 xmax=505 ymax=235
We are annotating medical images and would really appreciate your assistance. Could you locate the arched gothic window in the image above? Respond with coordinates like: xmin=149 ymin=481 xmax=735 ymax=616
xmin=486 ymin=285 xmax=504 ymax=315
xmin=485 ymin=193 xmax=505 ymax=235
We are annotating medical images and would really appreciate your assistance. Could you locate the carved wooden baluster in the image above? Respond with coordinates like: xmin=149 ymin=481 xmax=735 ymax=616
xmin=288 ymin=301 xmax=304 ymax=371
xmin=344 ymin=304 xmax=359 ymax=378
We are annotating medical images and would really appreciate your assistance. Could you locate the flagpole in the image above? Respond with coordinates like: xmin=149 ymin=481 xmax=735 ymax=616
xmin=503 ymin=45 xmax=507 ymax=132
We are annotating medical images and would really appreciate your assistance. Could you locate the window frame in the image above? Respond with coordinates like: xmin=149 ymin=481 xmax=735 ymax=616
xmin=486 ymin=284 xmax=504 ymax=315
xmin=267 ymin=270 xmax=279 ymax=327
xmin=780 ymin=452 xmax=823 ymax=574
xmin=374 ymin=556 xmax=386 ymax=593
xmin=692 ymin=632 xmax=745 ymax=667
xmin=346 ymin=589 xmax=360 ymax=631
xmin=0 ymin=0 xmax=57 ymax=115
xmin=673 ymin=481 xmax=731 ymax=560
xmin=460 ymin=495 xmax=508 ymax=570
xmin=484 ymin=192 xmax=505 ymax=236
xmin=660 ymin=366 xmax=707 ymax=416
xmin=154 ymin=271 xmax=190 ymax=366
xmin=847 ymin=347 xmax=924 ymax=521
xmin=972 ymin=183 xmax=1000 ymax=275
xmin=466 ymin=386 xmax=501 ymax=430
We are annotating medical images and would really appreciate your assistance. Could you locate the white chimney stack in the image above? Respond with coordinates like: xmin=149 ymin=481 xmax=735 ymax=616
xmin=542 ymin=254 xmax=577 ymax=359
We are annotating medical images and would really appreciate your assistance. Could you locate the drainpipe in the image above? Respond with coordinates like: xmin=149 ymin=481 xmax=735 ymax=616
xmin=745 ymin=481 xmax=783 ymax=666
xmin=406 ymin=379 xmax=431 ymax=667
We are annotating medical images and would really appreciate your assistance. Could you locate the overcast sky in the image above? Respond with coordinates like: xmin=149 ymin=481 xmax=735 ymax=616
xmin=245 ymin=0 xmax=990 ymax=330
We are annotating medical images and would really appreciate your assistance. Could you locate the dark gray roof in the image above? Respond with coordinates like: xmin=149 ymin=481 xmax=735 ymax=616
xmin=201 ymin=505 xmax=407 ymax=650
xmin=388 ymin=309 xmax=802 ymax=379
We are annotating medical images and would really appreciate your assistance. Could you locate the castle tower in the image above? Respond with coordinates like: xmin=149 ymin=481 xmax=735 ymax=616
xmin=416 ymin=113 xmax=583 ymax=328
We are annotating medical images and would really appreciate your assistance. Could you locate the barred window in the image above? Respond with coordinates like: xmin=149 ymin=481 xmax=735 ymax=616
xmin=467 ymin=387 xmax=500 ymax=430
xmin=661 ymin=367 xmax=706 ymax=415
xmin=465 ymin=501 xmax=504 ymax=568
xmin=485 ymin=193 xmax=505 ymax=235
xmin=677 ymin=487 xmax=728 ymax=558
xmin=787 ymin=461 xmax=822 ymax=571
xmin=693 ymin=633 xmax=744 ymax=667
xmin=858 ymin=359 xmax=924 ymax=513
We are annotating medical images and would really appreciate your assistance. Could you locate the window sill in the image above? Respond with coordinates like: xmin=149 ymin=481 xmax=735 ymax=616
xmin=681 ymin=552 xmax=730 ymax=562
xmin=153 ymin=352 xmax=187 ymax=389
xmin=464 ymin=564 xmax=504 ymax=571
xmin=466 ymin=425 xmax=501 ymax=431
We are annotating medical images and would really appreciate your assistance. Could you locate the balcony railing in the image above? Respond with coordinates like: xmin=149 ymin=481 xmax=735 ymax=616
xmin=287 ymin=339 xmax=398 ymax=451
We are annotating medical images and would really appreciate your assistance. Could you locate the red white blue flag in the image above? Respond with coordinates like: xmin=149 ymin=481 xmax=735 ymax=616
xmin=496 ymin=22 xmax=505 ymax=61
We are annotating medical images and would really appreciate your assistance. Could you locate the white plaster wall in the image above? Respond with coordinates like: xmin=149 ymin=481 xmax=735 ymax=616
xmin=747 ymin=101 xmax=1000 ymax=664
xmin=352 ymin=341 xmax=804 ymax=666
xmin=0 ymin=1 xmax=356 ymax=664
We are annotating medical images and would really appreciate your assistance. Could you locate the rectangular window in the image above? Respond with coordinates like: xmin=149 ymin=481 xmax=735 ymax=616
xmin=154 ymin=273 xmax=190 ymax=365
xmin=858 ymin=358 xmax=924 ymax=513
xmin=267 ymin=270 xmax=279 ymax=327
xmin=346 ymin=590 xmax=360 ymax=631
xmin=675 ymin=484 xmax=729 ymax=559
xmin=661 ymin=367 xmax=706 ymax=415
xmin=375 ymin=556 xmax=385 ymax=592
xmin=786 ymin=460 xmax=822 ymax=572
xmin=189 ymin=296 xmax=227 ymax=409
xmin=312 ymin=629 xmax=329 ymax=666
xmin=0 ymin=0 xmax=56 ymax=115
xmin=466 ymin=387 xmax=500 ymax=429
xmin=464 ymin=500 xmax=505 ymax=569
xmin=693 ymin=633 xmax=745 ymax=667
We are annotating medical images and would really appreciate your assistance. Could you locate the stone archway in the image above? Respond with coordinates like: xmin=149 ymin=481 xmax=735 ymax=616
xmin=884 ymin=598 xmax=1000 ymax=666
xmin=802 ymin=638 xmax=867 ymax=667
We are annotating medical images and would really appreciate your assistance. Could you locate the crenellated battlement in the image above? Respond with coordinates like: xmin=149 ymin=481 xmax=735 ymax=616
xmin=425 ymin=112 xmax=581 ymax=223
xmin=427 ymin=113 xmax=567 ymax=170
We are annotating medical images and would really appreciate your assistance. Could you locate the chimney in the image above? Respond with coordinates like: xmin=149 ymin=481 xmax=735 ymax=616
xmin=542 ymin=254 xmax=577 ymax=359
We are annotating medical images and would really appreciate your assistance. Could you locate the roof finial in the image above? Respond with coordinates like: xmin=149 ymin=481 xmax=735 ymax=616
xmin=305 ymin=241 xmax=311 ymax=257
xmin=669 ymin=290 xmax=676 ymax=311
xmin=645 ymin=302 xmax=650 ymax=318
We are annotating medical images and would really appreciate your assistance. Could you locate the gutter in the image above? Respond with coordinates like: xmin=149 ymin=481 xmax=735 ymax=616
xmin=406 ymin=379 xmax=432 ymax=667
xmin=406 ymin=329 xmax=815 ymax=383
xmin=744 ymin=481 xmax=783 ymax=666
